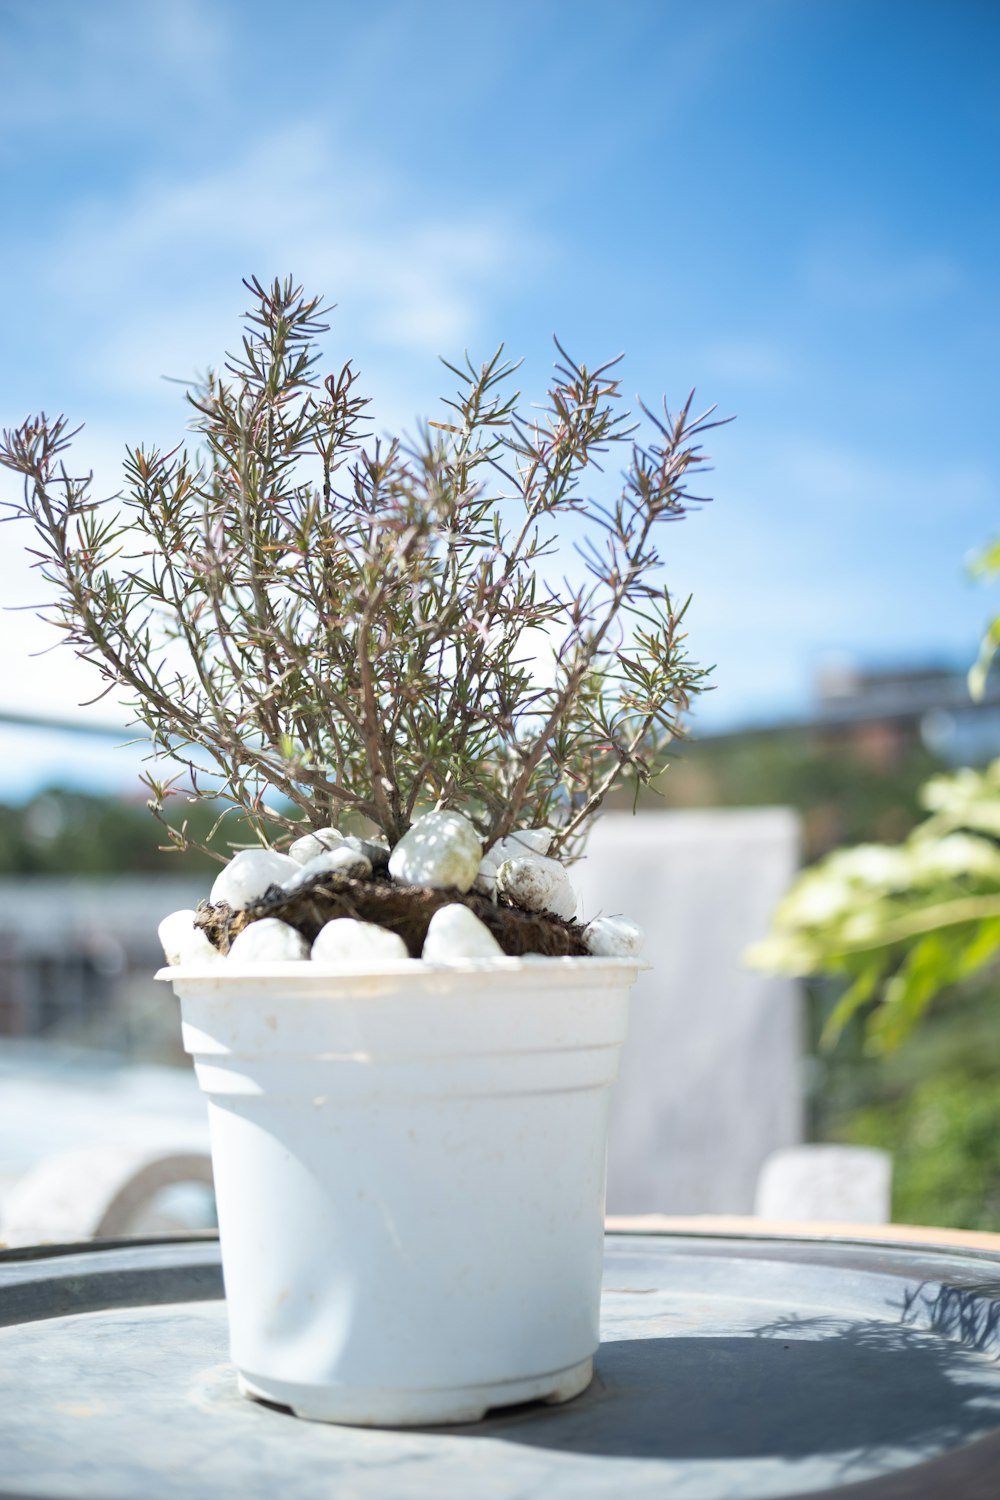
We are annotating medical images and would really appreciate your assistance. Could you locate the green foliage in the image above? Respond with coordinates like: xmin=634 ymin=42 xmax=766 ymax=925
xmin=0 ymin=790 xmax=220 ymax=876
xmin=814 ymin=979 xmax=1000 ymax=1232
xmin=843 ymin=1074 xmax=1000 ymax=1231
xmin=746 ymin=527 xmax=1000 ymax=1228
xmin=749 ymin=759 xmax=1000 ymax=1051
xmin=968 ymin=534 xmax=1000 ymax=701
xmin=0 ymin=277 xmax=717 ymax=861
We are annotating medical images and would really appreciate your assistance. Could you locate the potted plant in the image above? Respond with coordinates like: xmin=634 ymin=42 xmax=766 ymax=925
xmin=0 ymin=276 xmax=720 ymax=1425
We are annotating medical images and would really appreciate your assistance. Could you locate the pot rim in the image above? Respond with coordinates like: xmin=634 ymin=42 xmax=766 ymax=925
xmin=157 ymin=954 xmax=648 ymax=985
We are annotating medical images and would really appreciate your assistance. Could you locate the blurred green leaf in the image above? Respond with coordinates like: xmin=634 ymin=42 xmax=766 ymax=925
xmin=751 ymin=757 xmax=1000 ymax=1050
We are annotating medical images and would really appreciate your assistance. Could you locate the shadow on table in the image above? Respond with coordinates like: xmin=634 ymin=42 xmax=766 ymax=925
xmin=449 ymin=1321 xmax=1000 ymax=1466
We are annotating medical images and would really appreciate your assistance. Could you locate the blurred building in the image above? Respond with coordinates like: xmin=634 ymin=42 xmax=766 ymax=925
xmin=697 ymin=662 xmax=1000 ymax=771
xmin=0 ymin=879 xmax=203 ymax=1060
xmin=812 ymin=661 xmax=1000 ymax=770
xmin=641 ymin=660 xmax=1000 ymax=861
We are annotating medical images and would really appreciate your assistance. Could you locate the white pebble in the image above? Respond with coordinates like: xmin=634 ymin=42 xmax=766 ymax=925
xmin=583 ymin=915 xmax=645 ymax=958
xmin=157 ymin=909 xmax=222 ymax=967
xmin=388 ymin=811 xmax=482 ymax=893
xmin=210 ymin=848 xmax=301 ymax=909
xmin=282 ymin=845 xmax=372 ymax=891
xmin=227 ymin=918 xmax=310 ymax=963
xmin=422 ymin=903 xmax=504 ymax=961
xmin=474 ymin=828 xmax=554 ymax=895
xmin=496 ymin=854 xmax=578 ymax=921
xmin=288 ymin=827 xmax=344 ymax=865
xmin=312 ymin=918 xmax=409 ymax=964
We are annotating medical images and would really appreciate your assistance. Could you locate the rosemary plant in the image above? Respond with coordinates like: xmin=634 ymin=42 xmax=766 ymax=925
xmin=1 ymin=276 xmax=720 ymax=864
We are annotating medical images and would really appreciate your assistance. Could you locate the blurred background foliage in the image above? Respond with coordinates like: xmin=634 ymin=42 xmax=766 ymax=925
xmin=733 ymin=608 xmax=1000 ymax=1229
xmin=635 ymin=731 xmax=946 ymax=858
xmin=810 ymin=973 xmax=1000 ymax=1231
xmin=0 ymin=791 xmax=239 ymax=877
xmin=749 ymin=760 xmax=1000 ymax=1052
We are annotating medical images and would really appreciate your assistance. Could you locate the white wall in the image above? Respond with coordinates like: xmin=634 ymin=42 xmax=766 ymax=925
xmin=573 ymin=809 xmax=803 ymax=1215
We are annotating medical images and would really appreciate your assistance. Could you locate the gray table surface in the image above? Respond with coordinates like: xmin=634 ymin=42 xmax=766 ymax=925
xmin=4 ymin=1230 xmax=1000 ymax=1500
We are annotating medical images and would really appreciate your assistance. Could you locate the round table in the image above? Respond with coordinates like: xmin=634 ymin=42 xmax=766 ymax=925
xmin=4 ymin=1222 xmax=1000 ymax=1499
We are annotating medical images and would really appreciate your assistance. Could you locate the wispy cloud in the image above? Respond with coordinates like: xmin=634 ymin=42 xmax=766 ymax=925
xmin=23 ymin=119 xmax=546 ymax=404
xmin=697 ymin=339 xmax=793 ymax=385
xmin=804 ymin=232 xmax=963 ymax=310
xmin=0 ymin=0 xmax=230 ymax=143
xmin=779 ymin=436 xmax=992 ymax=522
xmin=650 ymin=431 xmax=996 ymax=728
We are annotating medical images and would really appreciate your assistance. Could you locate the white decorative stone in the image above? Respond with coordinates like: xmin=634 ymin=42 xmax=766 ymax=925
xmin=157 ymin=909 xmax=222 ymax=967
xmin=288 ymin=827 xmax=344 ymax=865
xmin=227 ymin=918 xmax=310 ymax=963
xmin=210 ymin=848 xmax=301 ymax=910
xmin=312 ymin=918 xmax=409 ymax=964
xmin=583 ymin=914 xmax=645 ymax=958
xmin=496 ymin=854 xmax=578 ymax=921
xmin=388 ymin=811 xmax=482 ymax=893
xmin=474 ymin=828 xmax=555 ymax=895
xmin=282 ymin=845 xmax=372 ymax=891
xmin=422 ymin=903 xmax=504 ymax=961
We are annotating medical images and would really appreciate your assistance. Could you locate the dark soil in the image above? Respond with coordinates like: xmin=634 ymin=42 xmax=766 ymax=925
xmin=195 ymin=869 xmax=590 ymax=959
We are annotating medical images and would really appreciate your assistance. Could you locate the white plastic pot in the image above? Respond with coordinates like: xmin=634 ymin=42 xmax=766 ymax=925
xmin=160 ymin=955 xmax=639 ymax=1426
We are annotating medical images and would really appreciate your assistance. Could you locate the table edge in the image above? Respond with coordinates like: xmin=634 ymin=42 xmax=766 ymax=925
xmin=606 ymin=1214 xmax=1000 ymax=1255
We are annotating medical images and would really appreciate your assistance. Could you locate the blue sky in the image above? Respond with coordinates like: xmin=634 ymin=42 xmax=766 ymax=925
xmin=0 ymin=0 xmax=998 ymax=798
